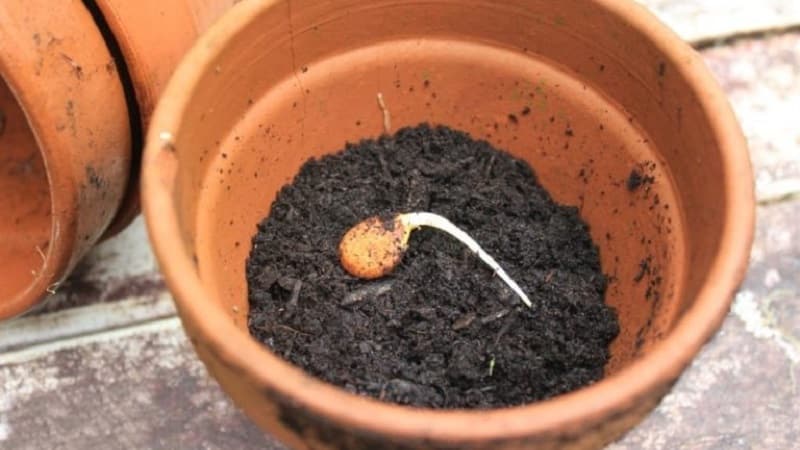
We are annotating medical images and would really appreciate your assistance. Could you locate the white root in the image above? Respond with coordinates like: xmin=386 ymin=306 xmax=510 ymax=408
xmin=376 ymin=92 xmax=391 ymax=134
xmin=46 ymin=282 xmax=61 ymax=295
xmin=35 ymin=245 xmax=46 ymax=263
xmin=399 ymin=212 xmax=532 ymax=308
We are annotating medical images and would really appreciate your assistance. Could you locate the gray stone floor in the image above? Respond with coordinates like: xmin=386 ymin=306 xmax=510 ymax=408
xmin=1 ymin=2 xmax=799 ymax=449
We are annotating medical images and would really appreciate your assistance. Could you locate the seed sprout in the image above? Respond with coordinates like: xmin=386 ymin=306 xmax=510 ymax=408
xmin=338 ymin=212 xmax=531 ymax=308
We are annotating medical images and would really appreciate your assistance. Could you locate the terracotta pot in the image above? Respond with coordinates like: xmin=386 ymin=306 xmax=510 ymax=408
xmin=0 ymin=0 xmax=235 ymax=319
xmin=142 ymin=0 xmax=754 ymax=448
xmin=0 ymin=0 xmax=130 ymax=319
xmin=95 ymin=0 xmax=238 ymax=235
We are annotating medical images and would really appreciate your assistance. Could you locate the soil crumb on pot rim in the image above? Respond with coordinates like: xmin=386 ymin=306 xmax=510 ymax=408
xmin=246 ymin=124 xmax=619 ymax=409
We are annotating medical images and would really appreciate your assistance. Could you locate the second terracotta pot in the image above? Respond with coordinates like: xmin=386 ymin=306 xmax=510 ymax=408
xmin=0 ymin=0 xmax=236 ymax=319
xmin=95 ymin=0 xmax=239 ymax=235
xmin=143 ymin=0 xmax=754 ymax=448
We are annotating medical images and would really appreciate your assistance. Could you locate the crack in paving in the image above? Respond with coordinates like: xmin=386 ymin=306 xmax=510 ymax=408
xmin=732 ymin=290 xmax=800 ymax=395
xmin=757 ymin=178 xmax=800 ymax=205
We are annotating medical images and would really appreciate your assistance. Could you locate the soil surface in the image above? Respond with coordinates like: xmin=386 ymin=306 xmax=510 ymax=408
xmin=247 ymin=124 xmax=619 ymax=409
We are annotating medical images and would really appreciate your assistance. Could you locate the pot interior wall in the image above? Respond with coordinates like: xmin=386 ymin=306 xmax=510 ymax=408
xmin=0 ymin=77 xmax=51 ymax=304
xmin=165 ymin=0 xmax=732 ymax=376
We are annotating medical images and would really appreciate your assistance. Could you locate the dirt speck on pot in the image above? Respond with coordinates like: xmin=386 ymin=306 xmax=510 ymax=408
xmin=627 ymin=166 xmax=655 ymax=192
xmin=86 ymin=166 xmax=103 ymax=189
xmin=633 ymin=257 xmax=651 ymax=283
xmin=246 ymin=124 xmax=619 ymax=408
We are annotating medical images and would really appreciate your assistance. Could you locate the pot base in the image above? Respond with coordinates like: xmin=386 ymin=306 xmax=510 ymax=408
xmin=194 ymin=39 xmax=686 ymax=374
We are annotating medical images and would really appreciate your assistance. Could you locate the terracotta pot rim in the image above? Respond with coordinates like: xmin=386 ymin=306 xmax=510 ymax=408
xmin=89 ymin=0 xmax=146 ymax=238
xmin=143 ymin=0 xmax=754 ymax=442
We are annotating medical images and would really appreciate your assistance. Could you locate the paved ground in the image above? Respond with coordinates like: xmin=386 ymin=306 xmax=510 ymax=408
xmin=1 ymin=2 xmax=799 ymax=449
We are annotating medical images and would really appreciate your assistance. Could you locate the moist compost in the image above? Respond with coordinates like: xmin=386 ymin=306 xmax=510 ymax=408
xmin=247 ymin=124 xmax=619 ymax=409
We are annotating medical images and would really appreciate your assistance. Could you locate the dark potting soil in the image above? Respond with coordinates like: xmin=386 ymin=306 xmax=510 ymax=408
xmin=246 ymin=124 xmax=619 ymax=409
